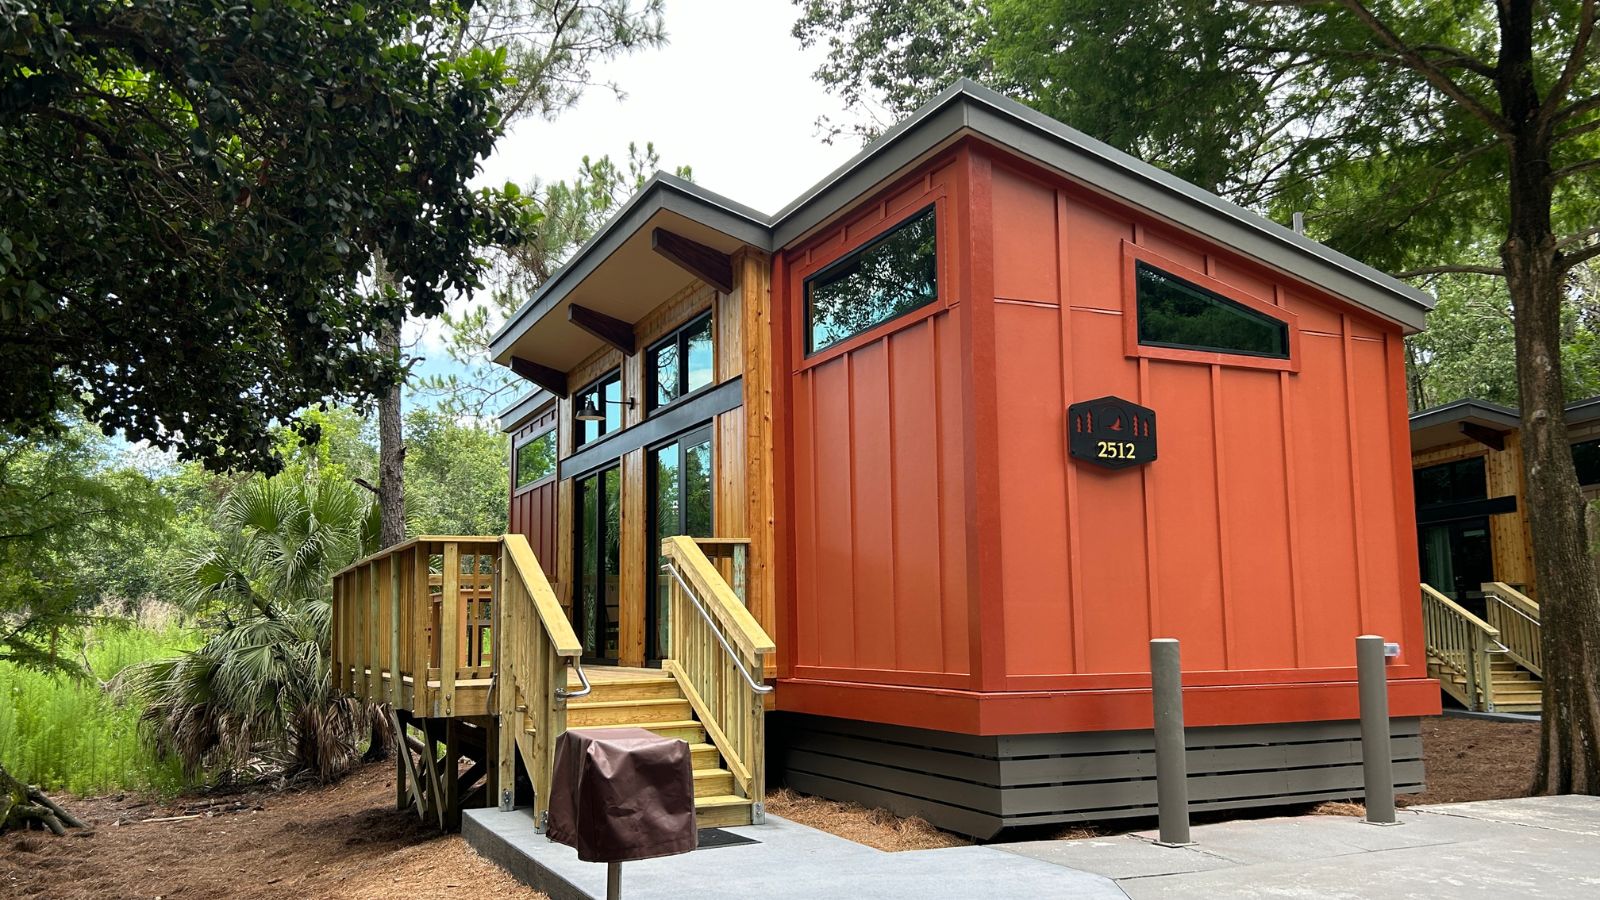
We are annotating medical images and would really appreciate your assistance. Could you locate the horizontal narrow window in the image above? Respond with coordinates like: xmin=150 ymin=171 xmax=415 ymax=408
xmin=514 ymin=430 xmax=556 ymax=489
xmin=1136 ymin=261 xmax=1289 ymax=359
xmin=805 ymin=206 xmax=937 ymax=354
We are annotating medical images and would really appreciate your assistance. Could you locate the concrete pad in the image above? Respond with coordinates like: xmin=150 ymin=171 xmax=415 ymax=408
xmin=1412 ymin=794 xmax=1600 ymax=837
xmin=993 ymin=835 xmax=1236 ymax=879
xmin=464 ymin=809 xmax=1128 ymax=900
xmin=1123 ymin=811 xmax=1480 ymax=865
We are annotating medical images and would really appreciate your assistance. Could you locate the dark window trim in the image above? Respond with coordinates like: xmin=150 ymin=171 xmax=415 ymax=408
xmin=645 ymin=423 xmax=715 ymax=662
xmin=802 ymin=203 xmax=939 ymax=357
xmin=561 ymin=376 xmax=743 ymax=480
xmin=572 ymin=368 xmax=623 ymax=450
xmin=512 ymin=427 xmax=557 ymax=495
xmin=645 ymin=310 xmax=716 ymax=415
xmin=1134 ymin=260 xmax=1291 ymax=360
xmin=571 ymin=462 xmax=622 ymax=665
xmin=1416 ymin=494 xmax=1517 ymax=526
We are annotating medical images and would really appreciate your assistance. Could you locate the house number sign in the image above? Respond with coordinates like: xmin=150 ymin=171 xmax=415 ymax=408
xmin=1068 ymin=396 xmax=1157 ymax=470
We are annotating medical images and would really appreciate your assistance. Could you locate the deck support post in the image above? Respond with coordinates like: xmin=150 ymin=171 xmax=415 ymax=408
xmin=1150 ymin=638 xmax=1192 ymax=846
xmin=1357 ymin=634 xmax=1398 ymax=825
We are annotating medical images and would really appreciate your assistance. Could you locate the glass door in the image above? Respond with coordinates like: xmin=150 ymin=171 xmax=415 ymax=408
xmin=648 ymin=426 xmax=713 ymax=660
xmin=573 ymin=465 xmax=621 ymax=663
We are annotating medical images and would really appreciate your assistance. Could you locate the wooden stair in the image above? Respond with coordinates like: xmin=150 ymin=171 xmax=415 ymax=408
xmin=1428 ymin=655 xmax=1543 ymax=713
xmin=531 ymin=669 xmax=754 ymax=827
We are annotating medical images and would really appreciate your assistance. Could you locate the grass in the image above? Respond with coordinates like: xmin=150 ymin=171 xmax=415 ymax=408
xmin=0 ymin=619 xmax=197 ymax=797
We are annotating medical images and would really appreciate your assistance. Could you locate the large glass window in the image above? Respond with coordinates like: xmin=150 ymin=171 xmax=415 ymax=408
xmin=1136 ymin=261 xmax=1290 ymax=359
xmin=804 ymin=206 xmax=938 ymax=354
xmin=1414 ymin=457 xmax=1488 ymax=509
xmin=573 ymin=371 xmax=623 ymax=448
xmin=574 ymin=465 xmax=621 ymax=662
xmin=648 ymin=428 xmax=713 ymax=660
xmin=647 ymin=312 xmax=714 ymax=411
xmin=513 ymin=430 xmax=555 ymax=490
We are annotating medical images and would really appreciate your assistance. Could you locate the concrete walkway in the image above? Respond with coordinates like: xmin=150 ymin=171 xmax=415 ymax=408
xmin=465 ymin=795 xmax=1600 ymax=900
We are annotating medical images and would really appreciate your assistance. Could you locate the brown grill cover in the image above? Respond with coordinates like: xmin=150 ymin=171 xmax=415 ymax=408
xmin=546 ymin=727 xmax=698 ymax=863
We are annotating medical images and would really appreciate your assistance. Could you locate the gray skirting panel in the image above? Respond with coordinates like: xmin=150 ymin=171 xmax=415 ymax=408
xmin=771 ymin=713 xmax=1424 ymax=839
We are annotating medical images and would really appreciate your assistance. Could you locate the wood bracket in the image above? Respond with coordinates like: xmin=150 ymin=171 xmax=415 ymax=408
xmin=567 ymin=304 xmax=636 ymax=355
xmin=1460 ymin=421 xmax=1507 ymax=451
xmin=652 ymin=227 xmax=734 ymax=294
xmin=510 ymin=356 xmax=568 ymax=398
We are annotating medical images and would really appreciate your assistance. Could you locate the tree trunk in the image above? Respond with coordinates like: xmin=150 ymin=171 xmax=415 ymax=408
xmin=1499 ymin=0 xmax=1600 ymax=795
xmin=376 ymin=313 xmax=406 ymax=550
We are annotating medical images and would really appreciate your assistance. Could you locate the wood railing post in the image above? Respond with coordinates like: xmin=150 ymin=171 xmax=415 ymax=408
xmin=411 ymin=548 xmax=431 ymax=715
xmin=440 ymin=542 xmax=460 ymax=717
xmin=389 ymin=555 xmax=402 ymax=707
xmin=496 ymin=550 xmax=516 ymax=812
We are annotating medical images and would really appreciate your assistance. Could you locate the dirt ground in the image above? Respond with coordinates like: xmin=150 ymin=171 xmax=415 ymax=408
xmin=0 ymin=714 xmax=1545 ymax=897
xmin=0 ymin=763 xmax=545 ymax=900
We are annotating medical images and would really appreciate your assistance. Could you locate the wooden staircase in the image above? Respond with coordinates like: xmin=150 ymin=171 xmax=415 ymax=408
xmin=541 ymin=666 xmax=755 ymax=827
xmin=1422 ymin=581 xmax=1543 ymax=714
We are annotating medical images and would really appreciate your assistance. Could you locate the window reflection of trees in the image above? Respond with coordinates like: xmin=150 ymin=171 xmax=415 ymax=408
xmin=806 ymin=207 xmax=937 ymax=354
xmin=1136 ymin=263 xmax=1287 ymax=358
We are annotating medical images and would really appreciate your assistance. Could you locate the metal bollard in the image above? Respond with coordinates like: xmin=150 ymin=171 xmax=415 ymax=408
xmin=1356 ymin=634 xmax=1398 ymax=825
xmin=1150 ymin=638 xmax=1192 ymax=845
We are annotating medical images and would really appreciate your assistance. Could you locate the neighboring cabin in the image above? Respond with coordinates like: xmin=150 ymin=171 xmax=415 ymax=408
xmin=487 ymin=80 xmax=1442 ymax=837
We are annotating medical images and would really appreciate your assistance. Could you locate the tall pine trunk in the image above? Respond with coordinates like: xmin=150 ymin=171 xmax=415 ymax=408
xmin=1499 ymin=1 xmax=1600 ymax=794
xmin=376 ymin=313 xmax=406 ymax=549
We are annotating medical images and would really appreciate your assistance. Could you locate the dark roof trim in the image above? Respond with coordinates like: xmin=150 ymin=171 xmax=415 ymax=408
xmin=1565 ymin=396 xmax=1600 ymax=428
xmin=770 ymin=80 xmax=1433 ymax=330
xmin=499 ymin=386 xmax=555 ymax=434
xmin=1408 ymin=398 xmax=1521 ymax=431
xmin=487 ymin=173 xmax=771 ymax=360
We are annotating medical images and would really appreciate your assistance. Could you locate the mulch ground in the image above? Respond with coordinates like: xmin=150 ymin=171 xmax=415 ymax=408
xmin=0 ymin=763 xmax=544 ymax=900
xmin=0 ymin=714 xmax=1548 ymax=896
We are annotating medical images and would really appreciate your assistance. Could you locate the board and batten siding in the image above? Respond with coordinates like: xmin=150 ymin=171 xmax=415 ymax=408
xmin=508 ymin=402 xmax=559 ymax=579
xmin=984 ymin=153 xmax=1424 ymax=686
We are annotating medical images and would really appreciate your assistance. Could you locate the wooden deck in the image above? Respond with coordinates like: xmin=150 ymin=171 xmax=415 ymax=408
xmin=1422 ymin=581 xmax=1543 ymax=714
xmin=330 ymin=534 xmax=773 ymax=833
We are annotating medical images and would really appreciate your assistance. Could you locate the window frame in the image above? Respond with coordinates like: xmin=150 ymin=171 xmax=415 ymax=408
xmin=511 ymin=427 xmax=557 ymax=495
xmin=644 ymin=423 xmax=715 ymax=661
xmin=1121 ymin=241 xmax=1300 ymax=373
xmin=571 ymin=368 xmax=623 ymax=450
xmin=645 ymin=310 xmax=716 ymax=415
xmin=798 ymin=200 xmax=944 ymax=364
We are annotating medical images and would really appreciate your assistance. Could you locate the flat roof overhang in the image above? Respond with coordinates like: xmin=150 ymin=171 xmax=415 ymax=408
xmin=488 ymin=175 xmax=771 ymax=389
xmin=1410 ymin=399 xmax=1521 ymax=453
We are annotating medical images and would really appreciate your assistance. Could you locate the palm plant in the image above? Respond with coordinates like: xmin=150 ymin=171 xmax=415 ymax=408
xmin=125 ymin=474 xmax=387 ymax=783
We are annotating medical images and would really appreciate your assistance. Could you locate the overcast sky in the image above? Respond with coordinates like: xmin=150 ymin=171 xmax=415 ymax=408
xmin=479 ymin=0 xmax=861 ymax=214
xmin=411 ymin=0 xmax=865 ymax=406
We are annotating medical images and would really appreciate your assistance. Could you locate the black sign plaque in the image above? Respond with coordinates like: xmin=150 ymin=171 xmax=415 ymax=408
xmin=1068 ymin=396 xmax=1157 ymax=470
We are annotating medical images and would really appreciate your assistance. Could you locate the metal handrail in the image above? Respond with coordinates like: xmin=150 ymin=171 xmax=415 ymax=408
xmin=1487 ymin=595 xmax=1540 ymax=627
xmin=555 ymin=658 xmax=592 ymax=700
xmin=663 ymin=562 xmax=773 ymax=694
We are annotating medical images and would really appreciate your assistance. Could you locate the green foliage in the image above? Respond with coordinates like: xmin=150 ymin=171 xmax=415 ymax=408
xmin=422 ymin=142 xmax=692 ymax=416
xmin=0 ymin=0 xmax=533 ymax=471
xmin=0 ymin=423 xmax=171 ymax=674
xmin=128 ymin=471 xmax=381 ymax=782
xmin=404 ymin=407 xmax=510 ymax=535
xmin=0 ymin=621 xmax=194 ymax=795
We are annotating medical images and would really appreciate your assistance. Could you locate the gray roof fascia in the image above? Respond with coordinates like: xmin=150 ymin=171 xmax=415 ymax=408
xmin=1564 ymin=396 xmax=1600 ymax=428
xmin=498 ymin=386 xmax=554 ymax=434
xmin=488 ymin=173 xmax=773 ymax=361
xmin=772 ymin=80 xmax=1435 ymax=331
xmin=1408 ymin=398 xmax=1521 ymax=431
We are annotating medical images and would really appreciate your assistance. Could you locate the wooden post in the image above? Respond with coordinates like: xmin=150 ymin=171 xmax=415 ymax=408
xmin=443 ymin=718 xmax=462 ymax=830
xmin=412 ymin=548 xmax=431 ymax=716
xmin=441 ymin=542 xmax=460 ymax=717
xmin=496 ymin=551 xmax=517 ymax=811
xmin=389 ymin=555 xmax=402 ymax=707
xmin=366 ymin=561 xmax=381 ymax=700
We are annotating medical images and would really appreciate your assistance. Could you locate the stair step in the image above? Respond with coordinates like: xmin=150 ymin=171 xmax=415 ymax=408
xmin=693 ymin=767 xmax=735 ymax=796
xmin=694 ymin=794 xmax=753 ymax=828
xmin=550 ymin=720 xmax=708 ymax=744
xmin=584 ymin=677 xmax=682 ymax=702
xmin=566 ymin=698 xmax=692 ymax=727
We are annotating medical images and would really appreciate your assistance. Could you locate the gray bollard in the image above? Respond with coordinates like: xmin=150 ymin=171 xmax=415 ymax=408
xmin=1356 ymin=634 xmax=1397 ymax=825
xmin=1150 ymin=638 xmax=1192 ymax=845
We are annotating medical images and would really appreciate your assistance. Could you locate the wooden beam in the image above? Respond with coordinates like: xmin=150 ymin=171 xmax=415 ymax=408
xmin=510 ymin=356 xmax=568 ymax=398
xmin=567 ymin=304 xmax=636 ymax=355
xmin=1460 ymin=421 xmax=1507 ymax=451
xmin=652 ymin=227 xmax=734 ymax=294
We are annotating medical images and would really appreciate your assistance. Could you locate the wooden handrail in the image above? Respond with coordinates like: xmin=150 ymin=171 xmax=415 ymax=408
xmin=1482 ymin=581 xmax=1541 ymax=678
xmin=1421 ymin=583 xmax=1499 ymax=636
xmin=1420 ymin=582 xmax=1500 ymax=712
xmin=502 ymin=533 xmax=582 ymax=657
xmin=663 ymin=536 xmax=774 ymax=656
xmin=1483 ymin=581 xmax=1539 ymax=616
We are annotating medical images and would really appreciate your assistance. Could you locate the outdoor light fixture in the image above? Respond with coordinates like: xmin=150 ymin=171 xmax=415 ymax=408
xmin=576 ymin=396 xmax=636 ymax=421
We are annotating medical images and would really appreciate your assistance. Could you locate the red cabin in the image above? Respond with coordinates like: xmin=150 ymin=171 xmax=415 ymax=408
xmin=489 ymin=80 xmax=1442 ymax=837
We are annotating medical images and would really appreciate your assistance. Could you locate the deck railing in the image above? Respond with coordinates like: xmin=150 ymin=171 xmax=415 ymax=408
xmin=331 ymin=536 xmax=502 ymax=717
xmin=494 ymin=532 xmax=584 ymax=827
xmin=1483 ymin=581 xmax=1542 ymax=677
xmin=662 ymin=535 xmax=775 ymax=823
xmin=1421 ymin=582 xmax=1501 ymax=712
